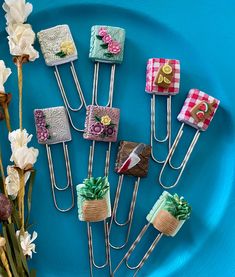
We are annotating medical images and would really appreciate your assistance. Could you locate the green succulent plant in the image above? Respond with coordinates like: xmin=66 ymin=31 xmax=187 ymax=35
xmin=163 ymin=194 xmax=192 ymax=220
xmin=80 ymin=177 xmax=109 ymax=200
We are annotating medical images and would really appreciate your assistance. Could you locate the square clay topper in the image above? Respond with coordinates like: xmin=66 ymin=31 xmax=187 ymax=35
xmin=177 ymin=89 xmax=220 ymax=131
xmin=37 ymin=25 xmax=78 ymax=66
xmin=145 ymin=58 xmax=180 ymax=95
xmin=146 ymin=191 xmax=190 ymax=237
xmin=89 ymin=25 xmax=125 ymax=64
xmin=34 ymin=106 xmax=71 ymax=144
xmin=83 ymin=105 xmax=120 ymax=142
xmin=115 ymin=141 xmax=151 ymax=177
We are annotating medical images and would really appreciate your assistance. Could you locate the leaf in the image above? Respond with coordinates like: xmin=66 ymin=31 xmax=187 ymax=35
xmin=96 ymin=35 xmax=103 ymax=40
xmin=2 ymin=225 xmax=19 ymax=277
xmin=94 ymin=116 xmax=101 ymax=122
xmin=55 ymin=51 xmax=66 ymax=58
xmin=25 ymin=170 xmax=36 ymax=229
xmin=100 ymin=43 xmax=108 ymax=49
xmin=11 ymin=203 xmax=20 ymax=230
xmin=7 ymin=224 xmax=30 ymax=276
xmin=104 ymin=53 xmax=114 ymax=58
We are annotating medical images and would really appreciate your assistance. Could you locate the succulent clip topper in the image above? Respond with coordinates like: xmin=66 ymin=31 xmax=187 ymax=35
xmin=109 ymin=141 xmax=151 ymax=250
xmin=113 ymin=191 xmax=191 ymax=276
xmin=34 ymin=106 xmax=74 ymax=212
xmin=76 ymin=177 xmax=112 ymax=276
xmin=146 ymin=58 xmax=180 ymax=163
xmin=37 ymin=25 xmax=87 ymax=131
xmin=159 ymin=89 xmax=220 ymax=189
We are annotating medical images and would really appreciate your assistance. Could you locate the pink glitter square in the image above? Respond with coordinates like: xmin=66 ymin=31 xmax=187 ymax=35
xmin=83 ymin=105 xmax=120 ymax=142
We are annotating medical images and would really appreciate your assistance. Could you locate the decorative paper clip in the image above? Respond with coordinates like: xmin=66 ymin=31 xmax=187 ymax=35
xmin=113 ymin=191 xmax=191 ymax=276
xmin=89 ymin=25 xmax=125 ymax=106
xmin=34 ymin=106 xmax=74 ymax=212
xmin=77 ymin=177 xmax=112 ymax=276
xmin=145 ymin=58 xmax=180 ymax=163
xmin=159 ymin=89 xmax=220 ymax=189
xmin=85 ymin=25 xmax=125 ymax=177
xmin=37 ymin=25 xmax=87 ymax=131
xmin=109 ymin=141 xmax=151 ymax=249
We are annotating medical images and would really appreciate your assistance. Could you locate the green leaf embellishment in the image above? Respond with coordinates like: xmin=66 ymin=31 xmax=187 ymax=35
xmin=55 ymin=51 xmax=67 ymax=58
xmin=163 ymin=194 xmax=192 ymax=220
xmin=104 ymin=53 xmax=114 ymax=58
xmin=96 ymin=35 xmax=103 ymax=40
xmin=95 ymin=115 xmax=101 ymax=122
xmin=81 ymin=177 xmax=109 ymax=200
xmin=100 ymin=43 xmax=108 ymax=49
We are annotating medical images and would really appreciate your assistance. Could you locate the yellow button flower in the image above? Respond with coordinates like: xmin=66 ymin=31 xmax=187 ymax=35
xmin=101 ymin=115 xmax=111 ymax=126
xmin=60 ymin=41 xmax=75 ymax=55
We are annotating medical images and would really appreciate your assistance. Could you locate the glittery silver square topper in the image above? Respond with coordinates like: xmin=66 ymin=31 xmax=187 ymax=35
xmin=37 ymin=24 xmax=78 ymax=66
xmin=34 ymin=106 xmax=71 ymax=145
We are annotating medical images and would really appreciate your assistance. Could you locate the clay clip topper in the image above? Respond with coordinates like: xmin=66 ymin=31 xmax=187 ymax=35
xmin=109 ymin=141 xmax=151 ymax=250
xmin=146 ymin=58 xmax=180 ymax=163
xmin=113 ymin=191 xmax=191 ymax=276
xmin=85 ymin=25 xmax=125 ymax=177
xmin=77 ymin=177 xmax=112 ymax=276
xmin=37 ymin=25 xmax=87 ymax=131
xmin=34 ymin=107 xmax=74 ymax=212
xmin=89 ymin=25 xmax=125 ymax=107
xmin=159 ymin=89 xmax=220 ymax=189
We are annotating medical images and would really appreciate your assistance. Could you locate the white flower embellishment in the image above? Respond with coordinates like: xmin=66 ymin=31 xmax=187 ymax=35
xmin=3 ymin=0 xmax=39 ymax=61
xmin=6 ymin=23 xmax=39 ymax=61
xmin=9 ymin=129 xmax=39 ymax=170
xmin=3 ymin=0 xmax=33 ymax=24
xmin=5 ymin=166 xmax=30 ymax=199
xmin=16 ymin=230 xmax=37 ymax=259
xmin=0 ymin=60 xmax=11 ymax=92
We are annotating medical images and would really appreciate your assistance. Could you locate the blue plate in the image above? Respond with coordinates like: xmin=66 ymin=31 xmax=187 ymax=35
xmin=0 ymin=0 xmax=234 ymax=276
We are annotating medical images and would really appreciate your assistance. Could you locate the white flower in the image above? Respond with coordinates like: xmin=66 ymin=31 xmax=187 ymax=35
xmin=5 ymin=166 xmax=30 ymax=199
xmin=11 ymin=146 xmax=38 ymax=170
xmin=0 ymin=60 xmax=11 ymax=92
xmin=9 ymin=129 xmax=32 ymax=152
xmin=16 ymin=230 xmax=37 ymax=259
xmin=6 ymin=23 xmax=39 ymax=61
xmin=2 ymin=0 xmax=33 ymax=24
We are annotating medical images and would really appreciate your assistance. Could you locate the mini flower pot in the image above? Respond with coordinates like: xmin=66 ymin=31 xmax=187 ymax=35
xmin=153 ymin=209 xmax=180 ymax=236
xmin=82 ymin=199 xmax=108 ymax=222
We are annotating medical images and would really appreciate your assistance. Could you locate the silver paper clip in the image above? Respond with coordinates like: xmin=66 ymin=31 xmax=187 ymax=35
xmin=146 ymin=58 xmax=181 ymax=163
xmin=109 ymin=141 xmax=151 ymax=250
xmin=113 ymin=191 xmax=192 ymax=276
xmin=37 ymin=25 xmax=87 ymax=132
xmin=34 ymin=106 xmax=74 ymax=212
xmin=159 ymin=89 xmax=220 ymax=189
xmin=77 ymin=176 xmax=112 ymax=276
xmin=84 ymin=25 xmax=125 ymax=177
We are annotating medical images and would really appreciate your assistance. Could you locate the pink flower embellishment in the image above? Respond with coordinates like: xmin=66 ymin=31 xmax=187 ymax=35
xmin=102 ymin=34 xmax=112 ymax=44
xmin=108 ymin=41 xmax=121 ymax=54
xmin=98 ymin=27 xmax=107 ymax=37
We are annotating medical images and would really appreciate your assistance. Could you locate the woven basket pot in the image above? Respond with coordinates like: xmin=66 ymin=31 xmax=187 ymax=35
xmin=153 ymin=209 xmax=180 ymax=236
xmin=82 ymin=199 xmax=108 ymax=222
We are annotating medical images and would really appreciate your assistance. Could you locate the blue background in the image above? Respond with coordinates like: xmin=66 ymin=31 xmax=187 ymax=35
xmin=0 ymin=0 xmax=234 ymax=276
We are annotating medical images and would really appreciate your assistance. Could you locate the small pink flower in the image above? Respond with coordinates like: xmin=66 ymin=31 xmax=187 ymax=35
xmin=102 ymin=34 xmax=112 ymax=44
xmin=98 ymin=27 xmax=107 ymax=37
xmin=108 ymin=41 xmax=121 ymax=54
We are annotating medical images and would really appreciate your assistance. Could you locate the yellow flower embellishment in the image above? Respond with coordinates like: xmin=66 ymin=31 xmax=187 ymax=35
xmin=56 ymin=41 xmax=75 ymax=58
xmin=101 ymin=115 xmax=111 ymax=126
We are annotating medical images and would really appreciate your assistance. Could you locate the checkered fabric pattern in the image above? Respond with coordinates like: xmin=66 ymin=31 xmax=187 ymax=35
xmin=145 ymin=58 xmax=180 ymax=95
xmin=177 ymin=89 xmax=220 ymax=131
